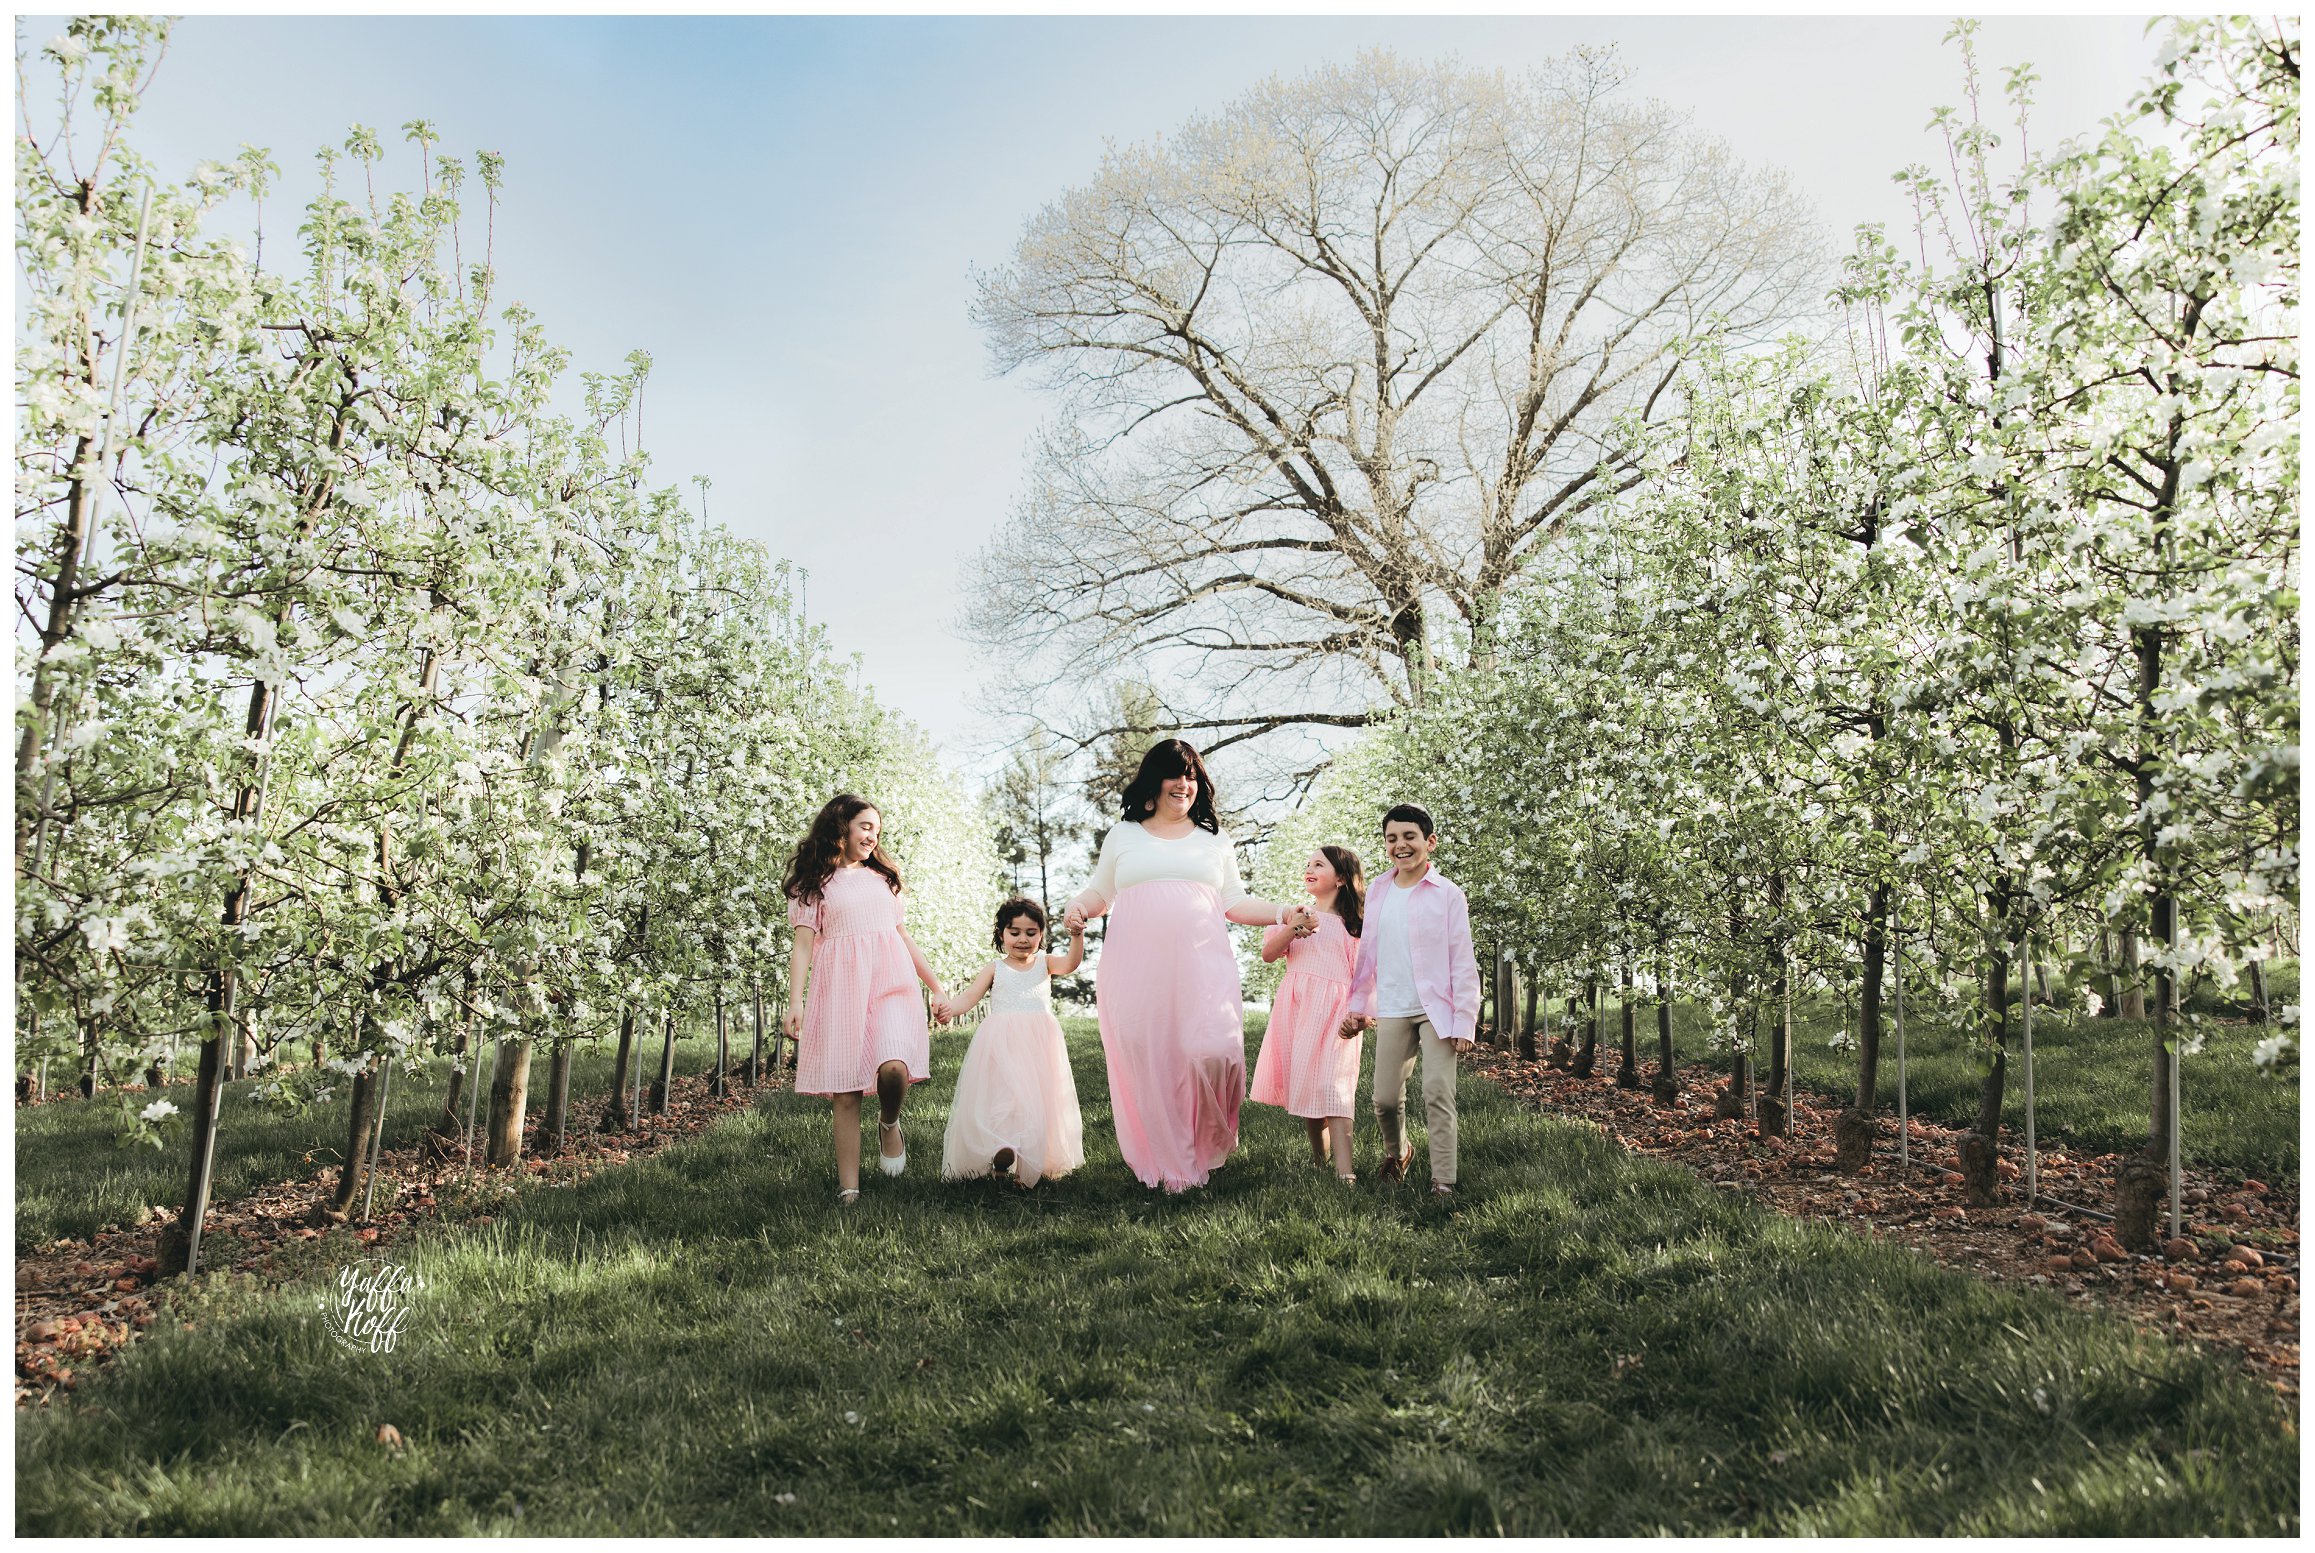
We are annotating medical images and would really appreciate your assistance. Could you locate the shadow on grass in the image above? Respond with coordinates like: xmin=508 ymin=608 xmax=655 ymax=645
xmin=14 ymin=1020 xmax=2297 ymax=1535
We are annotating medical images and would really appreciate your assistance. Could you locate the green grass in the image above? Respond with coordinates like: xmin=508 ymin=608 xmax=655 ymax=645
xmin=15 ymin=1022 xmax=748 ymax=1250
xmin=15 ymin=1019 xmax=2296 ymax=1535
xmin=1543 ymin=978 xmax=2300 ymax=1183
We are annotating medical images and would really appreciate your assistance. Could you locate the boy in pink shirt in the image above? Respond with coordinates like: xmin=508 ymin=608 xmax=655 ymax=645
xmin=1340 ymin=804 xmax=1479 ymax=1194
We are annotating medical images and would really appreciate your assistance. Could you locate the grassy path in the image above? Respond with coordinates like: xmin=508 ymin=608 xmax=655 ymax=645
xmin=14 ymin=1020 xmax=2297 ymax=1534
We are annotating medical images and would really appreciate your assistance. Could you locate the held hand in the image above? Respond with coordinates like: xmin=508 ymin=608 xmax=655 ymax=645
xmin=1063 ymin=904 xmax=1087 ymax=935
xmin=1447 ymin=1037 xmax=1475 ymax=1056
xmin=1338 ymin=1014 xmax=1371 ymax=1041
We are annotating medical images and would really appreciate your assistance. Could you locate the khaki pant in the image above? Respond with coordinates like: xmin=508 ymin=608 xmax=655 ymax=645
xmin=1373 ymin=1015 xmax=1457 ymax=1187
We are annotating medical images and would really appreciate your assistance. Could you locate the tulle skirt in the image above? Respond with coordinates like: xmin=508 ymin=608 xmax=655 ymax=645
xmin=940 ymin=1010 xmax=1084 ymax=1185
xmin=1095 ymin=880 xmax=1245 ymax=1191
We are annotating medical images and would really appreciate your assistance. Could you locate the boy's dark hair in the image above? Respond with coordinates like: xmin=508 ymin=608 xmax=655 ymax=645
xmin=993 ymin=896 xmax=1048 ymax=948
xmin=1381 ymin=802 xmax=1436 ymax=839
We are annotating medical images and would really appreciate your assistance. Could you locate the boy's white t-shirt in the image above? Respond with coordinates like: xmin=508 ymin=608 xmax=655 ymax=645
xmin=1369 ymin=876 xmax=1426 ymax=1019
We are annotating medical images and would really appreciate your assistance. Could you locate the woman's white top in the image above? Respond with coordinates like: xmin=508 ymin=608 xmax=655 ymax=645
xmin=1075 ymin=821 xmax=1249 ymax=913
xmin=987 ymin=959 xmax=1055 ymax=1018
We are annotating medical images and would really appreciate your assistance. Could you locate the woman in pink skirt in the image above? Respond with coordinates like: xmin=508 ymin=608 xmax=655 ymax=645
xmin=1063 ymin=741 xmax=1313 ymax=1193
xmin=1249 ymin=844 xmax=1367 ymax=1182
xmin=782 ymin=794 xmax=945 ymax=1204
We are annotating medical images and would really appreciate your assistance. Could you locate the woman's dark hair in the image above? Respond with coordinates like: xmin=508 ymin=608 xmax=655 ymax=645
xmin=1315 ymin=845 xmax=1366 ymax=938
xmin=1119 ymin=739 xmax=1220 ymax=833
xmin=993 ymin=896 xmax=1048 ymax=948
xmin=782 ymin=793 xmax=902 ymax=906
xmin=1381 ymin=802 xmax=1436 ymax=839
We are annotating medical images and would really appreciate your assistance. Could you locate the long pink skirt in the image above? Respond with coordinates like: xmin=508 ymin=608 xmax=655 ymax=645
xmin=1248 ymin=967 xmax=1359 ymax=1119
xmin=1095 ymin=880 xmax=1245 ymax=1191
xmin=940 ymin=1010 xmax=1084 ymax=1185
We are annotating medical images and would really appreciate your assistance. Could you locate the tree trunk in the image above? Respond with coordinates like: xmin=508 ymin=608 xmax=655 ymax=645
xmin=1835 ymin=885 xmax=1889 ymax=1172
xmin=541 ymin=1036 xmax=574 ymax=1155
xmin=2117 ymin=927 xmax=2146 ymax=1019
xmin=750 ymin=981 xmax=766 ymax=1084
xmin=486 ymin=1034 xmax=533 ymax=1169
xmin=78 ymin=1004 xmax=97 ymax=1098
xmin=1714 ymin=1004 xmax=1753 ymax=1120
xmin=1518 ymin=969 xmax=1538 ymax=1061
xmin=650 ymin=1008 xmax=676 ymax=1113
xmin=1960 ymin=936 xmax=2012 ymax=1207
xmin=602 ymin=1004 xmax=636 ymax=1130
xmin=425 ymin=1015 xmax=473 ymax=1160
xmin=165 ymin=668 xmax=281 ymax=1275
xmin=1759 ymin=879 xmax=1791 ymax=1138
xmin=323 ymin=1055 xmax=388 ymax=1219
xmin=2116 ymin=895 xmax=2180 ymax=1251
xmin=1614 ymin=960 xmax=1642 ymax=1088
xmin=1651 ymin=954 xmax=1678 ymax=1106
xmin=1544 ymin=992 xmax=1571 ymax=1068
xmin=711 ymin=990 xmax=729 ymax=1098
xmin=1571 ymin=974 xmax=1599 ymax=1077
xmin=2250 ymin=958 xmax=2270 ymax=1024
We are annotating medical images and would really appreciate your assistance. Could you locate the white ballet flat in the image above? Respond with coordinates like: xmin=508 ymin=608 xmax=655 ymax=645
xmin=878 ymin=1122 xmax=907 ymax=1176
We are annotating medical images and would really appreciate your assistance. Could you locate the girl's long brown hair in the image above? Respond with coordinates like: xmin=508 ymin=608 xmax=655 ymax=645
xmin=782 ymin=793 xmax=902 ymax=906
xmin=1318 ymin=844 xmax=1366 ymax=937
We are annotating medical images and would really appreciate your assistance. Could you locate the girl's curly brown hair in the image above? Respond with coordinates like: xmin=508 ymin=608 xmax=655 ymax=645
xmin=782 ymin=793 xmax=902 ymax=908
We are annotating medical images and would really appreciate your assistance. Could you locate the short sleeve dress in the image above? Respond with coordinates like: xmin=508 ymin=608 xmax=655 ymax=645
xmin=1248 ymin=912 xmax=1361 ymax=1120
xmin=788 ymin=865 xmax=930 ymax=1096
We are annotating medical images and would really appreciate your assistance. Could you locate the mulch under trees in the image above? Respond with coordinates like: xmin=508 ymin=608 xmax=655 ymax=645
xmin=14 ymin=1065 xmax=786 ymax=1406
xmin=1466 ymin=1046 xmax=2300 ymax=1403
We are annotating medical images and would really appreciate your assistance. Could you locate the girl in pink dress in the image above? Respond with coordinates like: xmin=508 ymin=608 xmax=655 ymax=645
xmin=1063 ymin=740 xmax=1313 ymax=1193
xmin=1249 ymin=845 xmax=1367 ymax=1182
xmin=782 ymin=794 xmax=946 ymax=1205
xmin=935 ymin=898 xmax=1087 ymax=1187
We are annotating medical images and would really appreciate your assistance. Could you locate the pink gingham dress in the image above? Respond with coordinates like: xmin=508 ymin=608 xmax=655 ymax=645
xmin=1248 ymin=912 xmax=1361 ymax=1119
xmin=788 ymin=866 xmax=930 ymax=1095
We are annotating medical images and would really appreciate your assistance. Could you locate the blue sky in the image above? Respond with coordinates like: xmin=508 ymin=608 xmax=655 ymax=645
xmin=25 ymin=13 xmax=2162 ymax=776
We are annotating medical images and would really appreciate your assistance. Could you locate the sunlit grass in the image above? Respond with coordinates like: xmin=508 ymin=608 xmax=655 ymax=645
xmin=14 ymin=1020 xmax=2295 ymax=1535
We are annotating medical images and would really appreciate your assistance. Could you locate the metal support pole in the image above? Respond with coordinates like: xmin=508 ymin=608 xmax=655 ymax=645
xmin=1894 ymin=918 xmax=1908 ymax=1175
xmin=464 ymin=1033 xmax=490 ymax=1187
xmin=2021 ymin=932 xmax=2037 ymax=1205
xmin=1783 ymin=976 xmax=1794 ymax=1133
xmin=361 ymin=1054 xmax=394 ymax=1224
xmin=2168 ymin=1021 xmax=2183 ymax=1240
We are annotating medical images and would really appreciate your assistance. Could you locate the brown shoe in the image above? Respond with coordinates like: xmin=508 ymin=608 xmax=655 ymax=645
xmin=1377 ymin=1143 xmax=1413 ymax=1183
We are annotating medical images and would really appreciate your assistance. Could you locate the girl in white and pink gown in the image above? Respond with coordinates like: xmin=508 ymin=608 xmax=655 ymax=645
xmin=938 ymin=900 xmax=1086 ymax=1186
xmin=1064 ymin=740 xmax=1312 ymax=1193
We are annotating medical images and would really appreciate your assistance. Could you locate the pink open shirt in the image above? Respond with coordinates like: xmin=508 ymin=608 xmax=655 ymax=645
xmin=1345 ymin=865 xmax=1480 ymax=1044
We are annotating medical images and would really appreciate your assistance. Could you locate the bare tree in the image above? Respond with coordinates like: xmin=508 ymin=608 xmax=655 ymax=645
xmin=970 ymin=48 xmax=1820 ymax=785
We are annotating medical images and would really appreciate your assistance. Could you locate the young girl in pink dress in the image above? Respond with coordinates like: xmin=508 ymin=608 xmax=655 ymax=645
xmin=782 ymin=793 xmax=946 ymax=1205
xmin=1062 ymin=740 xmax=1313 ymax=1193
xmin=1249 ymin=845 xmax=1367 ymax=1182
xmin=935 ymin=898 xmax=1087 ymax=1187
